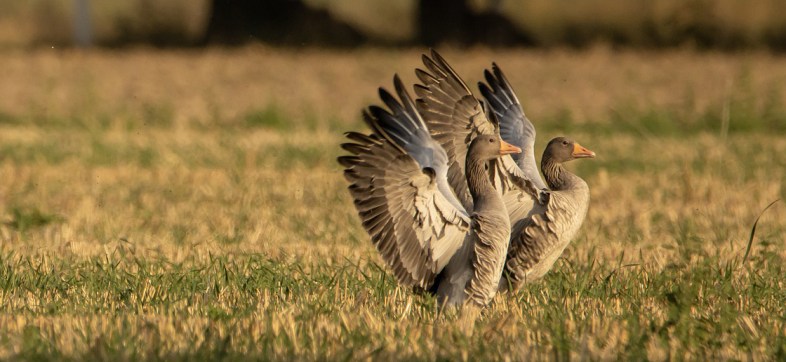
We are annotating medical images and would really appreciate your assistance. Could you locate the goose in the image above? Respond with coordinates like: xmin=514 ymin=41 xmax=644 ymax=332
xmin=413 ymin=50 xmax=595 ymax=293
xmin=339 ymin=76 xmax=522 ymax=307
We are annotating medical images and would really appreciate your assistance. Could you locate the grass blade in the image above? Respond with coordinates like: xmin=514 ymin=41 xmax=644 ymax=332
xmin=742 ymin=199 xmax=780 ymax=264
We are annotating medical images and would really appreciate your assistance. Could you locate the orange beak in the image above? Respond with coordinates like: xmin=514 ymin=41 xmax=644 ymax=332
xmin=572 ymin=142 xmax=596 ymax=158
xmin=499 ymin=139 xmax=522 ymax=155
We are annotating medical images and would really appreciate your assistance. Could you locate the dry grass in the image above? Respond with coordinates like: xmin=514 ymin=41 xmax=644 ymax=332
xmin=4 ymin=46 xmax=786 ymax=127
xmin=0 ymin=47 xmax=785 ymax=360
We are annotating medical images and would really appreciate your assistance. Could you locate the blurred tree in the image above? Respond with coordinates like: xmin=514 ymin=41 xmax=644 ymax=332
xmin=418 ymin=0 xmax=531 ymax=46
xmin=201 ymin=0 xmax=366 ymax=46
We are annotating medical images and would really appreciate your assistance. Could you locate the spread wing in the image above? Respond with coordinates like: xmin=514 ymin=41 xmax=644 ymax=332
xmin=413 ymin=49 xmax=498 ymax=211
xmin=479 ymin=63 xmax=549 ymax=192
xmin=339 ymin=76 xmax=471 ymax=290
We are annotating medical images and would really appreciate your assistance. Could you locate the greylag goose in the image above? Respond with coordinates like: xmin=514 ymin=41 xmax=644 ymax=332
xmin=413 ymin=50 xmax=595 ymax=293
xmin=339 ymin=76 xmax=521 ymax=307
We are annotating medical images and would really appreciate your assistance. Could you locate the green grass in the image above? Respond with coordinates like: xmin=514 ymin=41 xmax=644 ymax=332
xmin=243 ymin=105 xmax=290 ymax=131
xmin=533 ymin=71 xmax=786 ymax=138
xmin=539 ymin=100 xmax=786 ymax=139
xmin=0 ymin=248 xmax=784 ymax=360
xmin=5 ymin=207 xmax=63 ymax=233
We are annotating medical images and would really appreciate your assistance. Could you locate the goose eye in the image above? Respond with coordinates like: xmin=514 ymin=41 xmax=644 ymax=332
xmin=562 ymin=141 xmax=569 ymax=146
xmin=489 ymin=138 xmax=495 ymax=143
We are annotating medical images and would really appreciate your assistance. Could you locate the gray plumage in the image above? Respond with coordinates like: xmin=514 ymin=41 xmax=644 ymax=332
xmin=500 ymin=137 xmax=594 ymax=291
xmin=340 ymin=50 xmax=594 ymax=308
xmin=477 ymin=61 xmax=596 ymax=291
xmin=340 ymin=75 xmax=521 ymax=307
xmin=435 ymin=134 xmax=515 ymax=307
xmin=414 ymin=50 xmax=595 ymax=293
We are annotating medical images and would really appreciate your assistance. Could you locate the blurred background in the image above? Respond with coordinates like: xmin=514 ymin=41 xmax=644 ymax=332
xmin=3 ymin=0 xmax=786 ymax=50
xmin=1 ymin=1 xmax=786 ymax=359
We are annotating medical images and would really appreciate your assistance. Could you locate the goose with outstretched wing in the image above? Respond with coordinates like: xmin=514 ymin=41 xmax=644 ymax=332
xmin=339 ymin=75 xmax=521 ymax=307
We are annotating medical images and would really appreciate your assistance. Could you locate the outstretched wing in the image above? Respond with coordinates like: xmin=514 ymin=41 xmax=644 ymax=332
xmin=414 ymin=49 xmax=498 ymax=211
xmin=479 ymin=63 xmax=548 ymax=192
xmin=339 ymin=76 xmax=471 ymax=290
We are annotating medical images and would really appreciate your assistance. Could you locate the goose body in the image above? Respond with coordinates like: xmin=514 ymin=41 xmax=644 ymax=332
xmin=501 ymin=139 xmax=593 ymax=290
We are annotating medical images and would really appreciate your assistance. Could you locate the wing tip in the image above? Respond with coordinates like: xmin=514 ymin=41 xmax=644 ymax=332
xmin=337 ymin=155 xmax=359 ymax=168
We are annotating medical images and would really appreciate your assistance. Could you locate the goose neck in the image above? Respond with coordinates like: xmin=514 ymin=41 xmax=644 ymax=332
xmin=466 ymin=157 xmax=497 ymax=208
xmin=542 ymin=157 xmax=568 ymax=190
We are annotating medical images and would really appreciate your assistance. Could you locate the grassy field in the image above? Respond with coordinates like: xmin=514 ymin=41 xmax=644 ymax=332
xmin=0 ymin=46 xmax=785 ymax=360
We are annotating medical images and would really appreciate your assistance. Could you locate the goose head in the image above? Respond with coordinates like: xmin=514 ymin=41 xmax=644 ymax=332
xmin=468 ymin=135 xmax=522 ymax=162
xmin=543 ymin=137 xmax=595 ymax=164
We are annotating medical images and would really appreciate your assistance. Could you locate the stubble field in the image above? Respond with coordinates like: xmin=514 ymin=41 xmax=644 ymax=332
xmin=0 ymin=46 xmax=785 ymax=360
